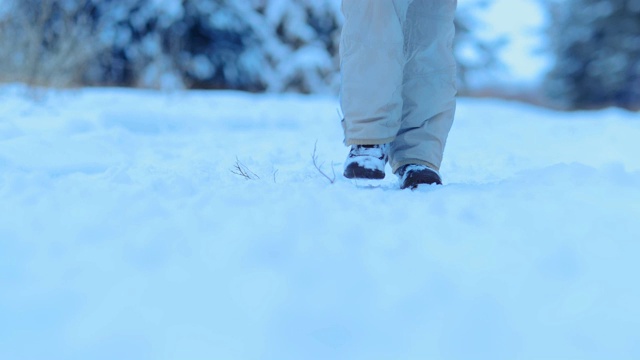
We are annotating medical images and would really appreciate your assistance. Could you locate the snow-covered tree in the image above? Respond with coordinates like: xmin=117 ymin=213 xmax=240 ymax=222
xmin=83 ymin=0 xmax=342 ymax=92
xmin=0 ymin=0 xmax=500 ymax=95
xmin=0 ymin=0 xmax=342 ymax=92
xmin=240 ymin=0 xmax=342 ymax=93
xmin=544 ymin=0 xmax=640 ymax=110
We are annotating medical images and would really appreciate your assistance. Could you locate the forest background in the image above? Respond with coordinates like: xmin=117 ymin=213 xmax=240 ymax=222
xmin=0 ymin=0 xmax=639 ymax=110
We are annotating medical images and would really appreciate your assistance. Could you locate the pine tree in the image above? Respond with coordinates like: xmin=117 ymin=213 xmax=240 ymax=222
xmin=85 ymin=0 xmax=342 ymax=93
xmin=545 ymin=0 xmax=640 ymax=110
xmin=84 ymin=0 xmax=262 ymax=90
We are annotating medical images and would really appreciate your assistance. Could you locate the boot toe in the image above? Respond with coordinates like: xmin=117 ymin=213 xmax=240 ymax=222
xmin=344 ymin=162 xmax=386 ymax=179
xmin=397 ymin=165 xmax=442 ymax=189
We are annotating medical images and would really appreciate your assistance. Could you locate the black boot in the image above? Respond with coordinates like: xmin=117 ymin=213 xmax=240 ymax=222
xmin=396 ymin=164 xmax=442 ymax=189
xmin=343 ymin=144 xmax=389 ymax=179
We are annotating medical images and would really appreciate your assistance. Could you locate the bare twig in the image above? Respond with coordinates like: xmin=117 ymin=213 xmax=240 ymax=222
xmin=312 ymin=141 xmax=336 ymax=184
xmin=231 ymin=157 xmax=260 ymax=180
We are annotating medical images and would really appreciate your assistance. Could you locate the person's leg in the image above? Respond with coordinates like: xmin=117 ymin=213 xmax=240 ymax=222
xmin=340 ymin=0 xmax=410 ymax=146
xmin=388 ymin=0 xmax=458 ymax=174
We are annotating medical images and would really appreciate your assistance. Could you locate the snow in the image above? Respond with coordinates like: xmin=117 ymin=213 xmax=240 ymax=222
xmin=1 ymin=85 xmax=640 ymax=359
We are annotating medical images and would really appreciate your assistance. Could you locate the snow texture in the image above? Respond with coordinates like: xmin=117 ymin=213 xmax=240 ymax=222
xmin=1 ymin=85 xmax=640 ymax=359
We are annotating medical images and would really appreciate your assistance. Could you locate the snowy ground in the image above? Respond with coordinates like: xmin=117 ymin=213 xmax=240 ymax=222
xmin=1 ymin=85 xmax=640 ymax=360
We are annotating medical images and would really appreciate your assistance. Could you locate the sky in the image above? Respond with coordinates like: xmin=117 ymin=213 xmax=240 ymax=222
xmin=473 ymin=0 xmax=550 ymax=85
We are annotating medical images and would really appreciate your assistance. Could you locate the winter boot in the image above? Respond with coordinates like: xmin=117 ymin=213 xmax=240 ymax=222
xmin=343 ymin=144 xmax=389 ymax=179
xmin=396 ymin=164 xmax=442 ymax=189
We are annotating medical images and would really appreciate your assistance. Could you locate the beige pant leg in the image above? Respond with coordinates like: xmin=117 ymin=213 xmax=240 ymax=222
xmin=340 ymin=0 xmax=411 ymax=145
xmin=389 ymin=0 xmax=457 ymax=172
